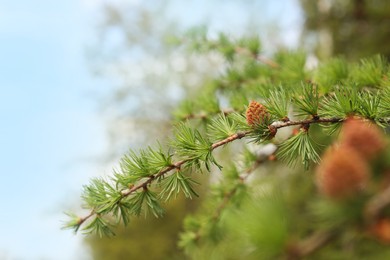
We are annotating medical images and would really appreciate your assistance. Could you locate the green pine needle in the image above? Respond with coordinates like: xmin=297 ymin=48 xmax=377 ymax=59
xmin=62 ymin=212 xmax=82 ymax=233
xmin=238 ymin=36 xmax=261 ymax=56
xmin=320 ymin=122 xmax=343 ymax=136
xmin=118 ymin=150 xmax=156 ymax=182
xmin=320 ymin=87 xmax=359 ymax=118
xmin=113 ymin=146 xmax=172 ymax=188
xmin=314 ymin=57 xmax=349 ymax=92
xmin=197 ymin=91 xmax=220 ymax=115
xmin=350 ymin=55 xmax=387 ymax=87
xmin=172 ymin=122 xmax=222 ymax=171
xmin=217 ymin=33 xmax=236 ymax=61
xmin=172 ymin=122 xmax=205 ymax=158
xmin=111 ymin=200 xmax=132 ymax=226
xmin=173 ymin=100 xmax=195 ymax=120
xmin=358 ymin=91 xmax=381 ymax=122
xmin=127 ymin=189 xmax=164 ymax=218
xmin=146 ymin=145 xmax=173 ymax=169
xmin=274 ymin=50 xmax=306 ymax=83
xmin=82 ymin=215 xmax=115 ymax=237
xmin=208 ymin=114 xmax=238 ymax=142
xmin=160 ymin=170 xmax=199 ymax=201
xmin=264 ymin=87 xmax=290 ymax=120
xmin=229 ymin=91 xmax=249 ymax=111
xmin=379 ymin=86 xmax=390 ymax=119
xmin=245 ymin=112 xmax=275 ymax=144
xmin=246 ymin=126 xmax=273 ymax=144
xmin=277 ymin=130 xmax=321 ymax=170
xmin=229 ymin=112 xmax=252 ymax=132
xmin=82 ymin=178 xmax=121 ymax=214
xmin=293 ymin=83 xmax=319 ymax=117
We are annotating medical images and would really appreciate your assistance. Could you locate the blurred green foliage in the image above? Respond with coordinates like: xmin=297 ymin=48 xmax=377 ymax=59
xmin=80 ymin=1 xmax=390 ymax=259
xmin=300 ymin=0 xmax=390 ymax=60
xmin=85 ymin=194 xmax=196 ymax=260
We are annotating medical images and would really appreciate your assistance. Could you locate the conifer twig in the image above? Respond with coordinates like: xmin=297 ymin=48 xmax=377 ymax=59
xmin=77 ymin=130 xmax=249 ymax=228
xmin=272 ymin=117 xmax=344 ymax=129
xmin=120 ymin=160 xmax=187 ymax=196
xmin=211 ymin=131 xmax=248 ymax=149
xmin=76 ymin=117 xmax=350 ymax=229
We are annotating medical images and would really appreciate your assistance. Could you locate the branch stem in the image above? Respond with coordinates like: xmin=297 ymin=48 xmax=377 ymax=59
xmin=76 ymin=116 xmax=348 ymax=229
xmin=78 ymin=130 xmax=249 ymax=227
xmin=211 ymin=131 xmax=248 ymax=149
xmin=273 ymin=117 xmax=344 ymax=129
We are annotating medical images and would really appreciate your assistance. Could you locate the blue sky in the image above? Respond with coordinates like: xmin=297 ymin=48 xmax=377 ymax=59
xmin=0 ymin=1 xmax=302 ymax=259
xmin=0 ymin=1 xmax=108 ymax=259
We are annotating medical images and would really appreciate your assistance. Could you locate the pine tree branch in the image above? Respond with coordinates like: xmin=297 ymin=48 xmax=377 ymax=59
xmin=195 ymin=118 xmax=347 ymax=240
xmin=79 ymin=211 xmax=96 ymax=225
xmin=211 ymin=131 xmax=248 ymax=149
xmin=76 ymin=130 xmax=249 ymax=230
xmin=120 ymin=160 xmax=187 ymax=196
xmin=272 ymin=117 xmax=344 ymax=129
xmin=74 ymin=115 xmax=385 ymax=231
xmin=271 ymin=117 xmax=389 ymax=129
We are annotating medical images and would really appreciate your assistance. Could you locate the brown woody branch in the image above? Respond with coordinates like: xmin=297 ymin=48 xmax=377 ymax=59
xmin=77 ymin=130 xmax=248 ymax=228
xmin=273 ymin=117 xmax=344 ymax=129
xmin=76 ymin=116 xmax=348 ymax=229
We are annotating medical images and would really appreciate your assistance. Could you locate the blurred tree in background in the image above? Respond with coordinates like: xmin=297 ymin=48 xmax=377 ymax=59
xmin=70 ymin=1 xmax=390 ymax=260
xmin=88 ymin=1 xmax=297 ymax=157
xmin=84 ymin=1 xmax=296 ymax=259
xmin=300 ymin=0 xmax=390 ymax=60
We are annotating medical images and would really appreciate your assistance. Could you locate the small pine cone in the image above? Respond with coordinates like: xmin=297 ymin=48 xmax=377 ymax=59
xmin=370 ymin=218 xmax=390 ymax=244
xmin=340 ymin=118 xmax=386 ymax=160
xmin=246 ymin=101 xmax=270 ymax=127
xmin=316 ymin=145 xmax=370 ymax=199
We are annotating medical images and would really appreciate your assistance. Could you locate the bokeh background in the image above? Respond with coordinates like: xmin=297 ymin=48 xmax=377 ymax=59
xmin=1 ymin=0 xmax=389 ymax=259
